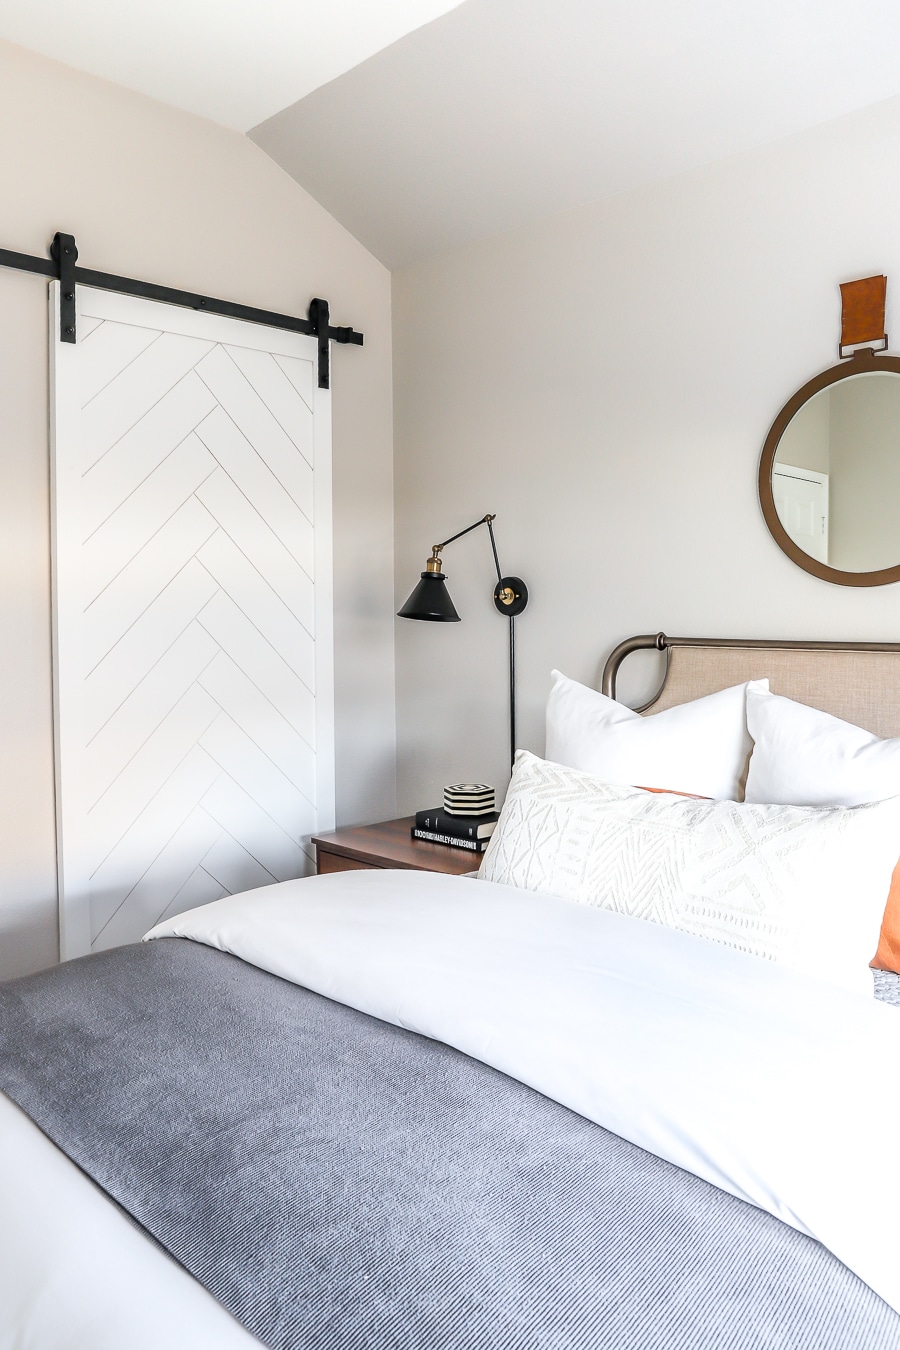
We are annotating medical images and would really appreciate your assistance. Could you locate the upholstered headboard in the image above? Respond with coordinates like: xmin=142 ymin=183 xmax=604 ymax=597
xmin=602 ymin=634 xmax=900 ymax=740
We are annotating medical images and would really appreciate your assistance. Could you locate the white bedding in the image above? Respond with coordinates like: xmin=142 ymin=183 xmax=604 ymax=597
xmin=149 ymin=868 xmax=900 ymax=1316
xmin=0 ymin=1092 xmax=258 ymax=1349
xmin=3 ymin=866 xmax=900 ymax=1343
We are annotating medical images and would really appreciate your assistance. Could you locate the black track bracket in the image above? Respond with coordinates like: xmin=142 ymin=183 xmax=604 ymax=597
xmin=51 ymin=232 xmax=78 ymax=343
xmin=308 ymin=297 xmax=330 ymax=390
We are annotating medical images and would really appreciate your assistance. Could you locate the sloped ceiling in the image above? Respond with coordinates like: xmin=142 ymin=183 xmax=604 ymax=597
xmin=250 ymin=0 xmax=900 ymax=268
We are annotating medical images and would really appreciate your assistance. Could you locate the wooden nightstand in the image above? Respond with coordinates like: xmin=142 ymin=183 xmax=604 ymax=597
xmin=311 ymin=817 xmax=480 ymax=877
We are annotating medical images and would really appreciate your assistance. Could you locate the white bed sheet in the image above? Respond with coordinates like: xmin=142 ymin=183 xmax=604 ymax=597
xmin=0 ymin=1091 xmax=258 ymax=1349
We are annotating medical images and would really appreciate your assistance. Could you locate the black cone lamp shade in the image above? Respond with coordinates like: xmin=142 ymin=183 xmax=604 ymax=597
xmin=397 ymin=567 xmax=460 ymax=622
xmin=397 ymin=515 xmax=528 ymax=772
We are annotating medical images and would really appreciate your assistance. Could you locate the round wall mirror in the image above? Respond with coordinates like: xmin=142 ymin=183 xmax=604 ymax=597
xmin=759 ymin=349 xmax=900 ymax=586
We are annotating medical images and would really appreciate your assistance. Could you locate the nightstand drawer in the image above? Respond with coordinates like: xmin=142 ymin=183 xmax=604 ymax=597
xmin=312 ymin=818 xmax=478 ymax=876
xmin=317 ymin=850 xmax=379 ymax=875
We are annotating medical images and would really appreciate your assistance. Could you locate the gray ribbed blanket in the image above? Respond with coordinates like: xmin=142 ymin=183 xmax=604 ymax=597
xmin=1 ymin=937 xmax=898 ymax=1350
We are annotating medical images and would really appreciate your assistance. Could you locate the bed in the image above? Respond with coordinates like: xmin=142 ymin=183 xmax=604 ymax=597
xmin=4 ymin=634 xmax=900 ymax=1350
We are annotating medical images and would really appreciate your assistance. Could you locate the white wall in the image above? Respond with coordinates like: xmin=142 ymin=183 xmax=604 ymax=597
xmin=393 ymin=93 xmax=900 ymax=813
xmin=0 ymin=41 xmax=396 ymax=979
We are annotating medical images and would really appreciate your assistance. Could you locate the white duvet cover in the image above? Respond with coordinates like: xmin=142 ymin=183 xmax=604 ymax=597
xmin=2 ymin=867 xmax=900 ymax=1346
xmin=149 ymin=869 xmax=900 ymax=1316
xmin=0 ymin=1092 xmax=258 ymax=1349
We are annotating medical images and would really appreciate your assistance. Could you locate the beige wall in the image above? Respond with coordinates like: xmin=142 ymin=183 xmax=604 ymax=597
xmin=829 ymin=374 xmax=900 ymax=571
xmin=392 ymin=93 xmax=900 ymax=813
xmin=775 ymin=386 xmax=830 ymax=475
xmin=0 ymin=41 xmax=396 ymax=979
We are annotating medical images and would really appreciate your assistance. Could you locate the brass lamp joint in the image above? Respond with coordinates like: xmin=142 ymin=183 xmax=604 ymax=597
xmin=425 ymin=545 xmax=443 ymax=574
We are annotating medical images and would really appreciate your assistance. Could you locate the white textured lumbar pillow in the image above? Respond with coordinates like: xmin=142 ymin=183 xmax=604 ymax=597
xmin=745 ymin=686 xmax=900 ymax=807
xmin=545 ymin=670 xmax=768 ymax=800
xmin=480 ymin=750 xmax=900 ymax=995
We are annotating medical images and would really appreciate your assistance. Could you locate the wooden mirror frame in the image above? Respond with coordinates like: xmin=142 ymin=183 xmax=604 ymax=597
xmin=759 ymin=345 xmax=900 ymax=587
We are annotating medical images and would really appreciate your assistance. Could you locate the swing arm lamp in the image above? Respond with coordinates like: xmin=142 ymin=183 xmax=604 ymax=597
xmin=397 ymin=514 xmax=528 ymax=773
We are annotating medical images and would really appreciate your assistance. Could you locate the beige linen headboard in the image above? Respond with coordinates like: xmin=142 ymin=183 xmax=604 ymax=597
xmin=602 ymin=634 xmax=900 ymax=740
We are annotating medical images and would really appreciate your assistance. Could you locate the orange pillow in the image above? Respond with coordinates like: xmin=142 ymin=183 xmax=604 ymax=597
xmin=871 ymin=859 xmax=900 ymax=972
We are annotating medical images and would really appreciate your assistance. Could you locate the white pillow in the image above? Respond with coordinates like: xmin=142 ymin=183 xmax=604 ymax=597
xmin=545 ymin=670 xmax=769 ymax=800
xmin=479 ymin=750 xmax=900 ymax=995
xmin=745 ymin=687 xmax=900 ymax=806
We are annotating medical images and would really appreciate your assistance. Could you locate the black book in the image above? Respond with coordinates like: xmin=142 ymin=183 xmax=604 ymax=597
xmin=411 ymin=828 xmax=489 ymax=852
xmin=414 ymin=807 xmax=499 ymax=840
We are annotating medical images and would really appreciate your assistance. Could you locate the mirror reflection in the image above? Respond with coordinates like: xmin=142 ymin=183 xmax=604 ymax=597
xmin=773 ymin=371 xmax=900 ymax=574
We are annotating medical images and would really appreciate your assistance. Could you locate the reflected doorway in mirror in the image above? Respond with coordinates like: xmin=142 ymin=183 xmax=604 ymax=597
xmin=772 ymin=465 xmax=828 ymax=565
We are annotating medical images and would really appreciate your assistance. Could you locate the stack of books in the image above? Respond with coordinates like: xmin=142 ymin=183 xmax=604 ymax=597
xmin=411 ymin=784 xmax=498 ymax=853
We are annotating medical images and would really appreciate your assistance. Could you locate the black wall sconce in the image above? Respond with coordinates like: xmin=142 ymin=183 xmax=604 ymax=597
xmin=397 ymin=514 xmax=528 ymax=772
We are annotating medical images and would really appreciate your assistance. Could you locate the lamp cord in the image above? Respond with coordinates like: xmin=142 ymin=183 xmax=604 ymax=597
xmin=508 ymin=615 xmax=516 ymax=775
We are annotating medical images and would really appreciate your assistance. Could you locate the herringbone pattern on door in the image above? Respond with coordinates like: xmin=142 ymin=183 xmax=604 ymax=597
xmin=60 ymin=305 xmax=325 ymax=951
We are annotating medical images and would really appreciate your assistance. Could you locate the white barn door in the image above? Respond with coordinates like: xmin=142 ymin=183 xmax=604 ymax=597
xmin=51 ymin=284 xmax=334 ymax=959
